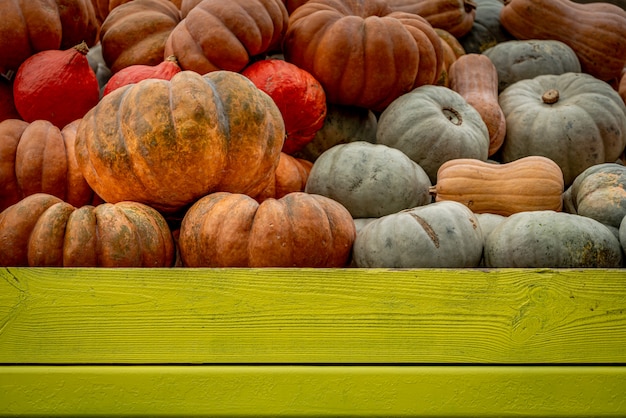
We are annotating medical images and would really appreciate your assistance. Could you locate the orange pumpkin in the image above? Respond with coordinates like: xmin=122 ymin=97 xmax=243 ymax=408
xmin=178 ymin=191 xmax=356 ymax=267
xmin=435 ymin=28 xmax=466 ymax=87
xmin=282 ymin=0 xmax=444 ymax=111
xmin=75 ymin=70 xmax=285 ymax=214
xmin=164 ymin=0 xmax=289 ymax=74
xmin=448 ymin=53 xmax=505 ymax=156
xmin=103 ymin=55 xmax=181 ymax=96
xmin=0 ymin=193 xmax=175 ymax=267
xmin=387 ymin=0 xmax=477 ymax=38
xmin=257 ymin=152 xmax=313 ymax=200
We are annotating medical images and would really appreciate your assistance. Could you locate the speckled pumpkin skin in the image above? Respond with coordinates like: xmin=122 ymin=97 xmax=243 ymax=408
xmin=75 ymin=70 xmax=285 ymax=214
xmin=178 ymin=191 xmax=356 ymax=267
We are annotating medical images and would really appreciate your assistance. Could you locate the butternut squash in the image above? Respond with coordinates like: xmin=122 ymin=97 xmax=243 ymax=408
xmin=429 ymin=156 xmax=564 ymax=216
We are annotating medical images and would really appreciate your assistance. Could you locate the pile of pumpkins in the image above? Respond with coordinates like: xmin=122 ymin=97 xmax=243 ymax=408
xmin=1 ymin=0 xmax=626 ymax=269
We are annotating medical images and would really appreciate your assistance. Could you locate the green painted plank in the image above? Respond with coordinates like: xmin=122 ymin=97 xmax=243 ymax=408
xmin=1 ymin=365 xmax=625 ymax=417
xmin=1 ymin=268 xmax=625 ymax=364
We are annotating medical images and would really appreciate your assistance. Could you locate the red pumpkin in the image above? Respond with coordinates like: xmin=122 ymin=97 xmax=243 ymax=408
xmin=103 ymin=55 xmax=181 ymax=96
xmin=13 ymin=42 xmax=100 ymax=129
xmin=242 ymin=59 xmax=326 ymax=154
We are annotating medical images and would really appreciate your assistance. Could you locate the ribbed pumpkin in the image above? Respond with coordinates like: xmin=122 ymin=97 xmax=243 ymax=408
xmin=0 ymin=193 xmax=174 ymax=267
xmin=164 ymin=0 xmax=289 ymax=74
xmin=75 ymin=70 xmax=285 ymax=214
xmin=499 ymin=0 xmax=626 ymax=83
xmin=103 ymin=55 xmax=181 ymax=96
xmin=429 ymin=156 xmax=564 ymax=216
xmin=484 ymin=210 xmax=623 ymax=268
xmin=0 ymin=0 xmax=99 ymax=76
xmin=376 ymin=84 xmax=490 ymax=184
xmin=242 ymin=59 xmax=327 ymax=155
xmin=13 ymin=42 xmax=100 ymax=129
xmin=0 ymin=119 xmax=99 ymax=212
xmin=435 ymin=28 xmax=466 ymax=87
xmin=178 ymin=191 xmax=356 ymax=267
xmin=100 ymin=0 xmax=182 ymax=74
xmin=563 ymin=163 xmax=626 ymax=229
xmin=448 ymin=53 xmax=505 ymax=155
xmin=305 ymin=141 xmax=432 ymax=218
xmin=92 ymin=0 xmax=182 ymax=24
xmin=458 ymin=0 xmax=514 ymax=53
xmin=483 ymin=40 xmax=581 ymax=93
xmin=257 ymin=152 xmax=313 ymax=200
xmin=282 ymin=0 xmax=444 ymax=111
xmin=387 ymin=0 xmax=477 ymax=38
xmin=498 ymin=72 xmax=626 ymax=186
xmin=352 ymin=200 xmax=484 ymax=268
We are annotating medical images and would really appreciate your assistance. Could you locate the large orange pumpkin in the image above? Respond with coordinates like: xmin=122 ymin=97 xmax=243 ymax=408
xmin=282 ymin=0 xmax=444 ymax=111
xmin=75 ymin=70 xmax=285 ymax=214
xmin=178 ymin=191 xmax=356 ymax=267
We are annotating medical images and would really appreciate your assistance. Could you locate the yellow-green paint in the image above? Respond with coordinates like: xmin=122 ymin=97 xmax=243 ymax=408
xmin=1 ymin=268 xmax=625 ymax=417
xmin=1 ymin=365 xmax=626 ymax=417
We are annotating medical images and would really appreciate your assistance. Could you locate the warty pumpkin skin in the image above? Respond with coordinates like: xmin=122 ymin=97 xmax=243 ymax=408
xmin=484 ymin=210 xmax=623 ymax=268
xmin=499 ymin=0 xmax=626 ymax=83
xmin=498 ymin=72 xmax=626 ymax=186
xmin=352 ymin=200 xmax=484 ymax=268
xmin=178 ymin=191 xmax=356 ymax=267
xmin=387 ymin=0 xmax=477 ymax=38
xmin=449 ymin=53 xmax=505 ymax=156
xmin=305 ymin=141 xmax=432 ymax=218
xmin=376 ymin=84 xmax=490 ymax=184
xmin=563 ymin=163 xmax=626 ymax=229
xmin=0 ymin=119 xmax=98 ymax=212
xmin=100 ymin=0 xmax=182 ymax=74
xmin=282 ymin=0 xmax=445 ymax=111
xmin=75 ymin=70 xmax=285 ymax=214
xmin=430 ymin=156 xmax=564 ymax=216
xmin=0 ymin=193 xmax=175 ymax=267
xmin=164 ymin=0 xmax=289 ymax=75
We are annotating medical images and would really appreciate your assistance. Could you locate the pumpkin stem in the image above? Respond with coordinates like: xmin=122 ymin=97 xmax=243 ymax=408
xmin=542 ymin=89 xmax=560 ymax=104
xmin=442 ymin=107 xmax=463 ymax=125
xmin=73 ymin=41 xmax=90 ymax=55
xmin=165 ymin=55 xmax=179 ymax=64
xmin=428 ymin=186 xmax=437 ymax=196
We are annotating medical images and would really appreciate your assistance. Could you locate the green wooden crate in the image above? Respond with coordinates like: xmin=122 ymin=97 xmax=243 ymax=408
xmin=1 ymin=267 xmax=625 ymax=417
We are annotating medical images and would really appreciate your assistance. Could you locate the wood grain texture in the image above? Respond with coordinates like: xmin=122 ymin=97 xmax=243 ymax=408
xmin=1 ymin=365 xmax=626 ymax=417
xmin=1 ymin=268 xmax=625 ymax=364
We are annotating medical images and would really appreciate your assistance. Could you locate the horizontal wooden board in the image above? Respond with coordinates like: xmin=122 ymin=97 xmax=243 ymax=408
xmin=1 ymin=267 xmax=625 ymax=364
xmin=1 ymin=365 xmax=626 ymax=417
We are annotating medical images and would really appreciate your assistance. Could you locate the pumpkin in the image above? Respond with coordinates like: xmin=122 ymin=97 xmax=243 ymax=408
xmin=619 ymin=67 xmax=626 ymax=105
xmin=376 ymin=84 xmax=490 ymax=184
xmin=352 ymin=200 xmax=484 ymax=268
xmin=294 ymin=103 xmax=377 ymax=162
xmin=75 ymin=70 xmax=285 ymax=214
xmin=0 ymin=0 xmax=99 ymax=76
xmin=449 ymin=53 xmax=505 ymax=156
xmin=483 ymin=39 xmax=581 ymax=93
xmin=164 ymin=0 xmax=288 ymax=75
xmin=429 ymin=156 xmax=564 ymax=216
xmin=12 ymin=42 xmax=100 ymax=129
xmin=305 ymin=141 xmax=432 ymax=218
xmin=0 ymin=193 xmax=175 ymax=267
xmin=458 ymin=0 xmax=514 ymax=53
xmin=257 ymin=152 xmax=313 ymax=200
xmin=92 ymin=0 xmax=183 ymax=24
xmin=242 ymin=59 xmax=327 ymax=155
xmin=499 ymin=0 xmax=626 ymax=83
xmin=0 ymin=79 xmax=20 ymax=122
xmin=498 ymin=72 xmax=626 ymax=186
xmin=87 ymin=43 xmax=113 ymax=93
xmin=387 ymin=0 xmax=477 ymax=38
xmin=0 ymin=119 xmax=99 ymax=212
xmin=282 ymin=0 xmax=444 ymax=111
xmin=435 ymin=28 xmax=466 ymax=87
xmin=484 ymin=210 xmax=623 ymax=268
xmin=563 ymin=163 xmax=626 ymax=229
xmin=103 ymin=55 xmax=181 ymax=96
xmin=619 ymin=214 xmax=626 ymax=255
xmin=178 ymin=191 xmax=356 ymax=267
xmin=100 ymin=0 xmax=182 ymax=74
xmin=283 ymin=0 xmax=309 ymax=13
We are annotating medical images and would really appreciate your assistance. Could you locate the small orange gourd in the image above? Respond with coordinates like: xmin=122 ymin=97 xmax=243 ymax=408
xmin=429 ymin=156 xmax=564 ymax=216
xmin=449 ymin=53 xmax=505 ymax=156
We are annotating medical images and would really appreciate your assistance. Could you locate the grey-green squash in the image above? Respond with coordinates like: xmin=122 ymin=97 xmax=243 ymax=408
xmin=484 ymin=210 xmax=623 ymax=268
xmin=376 ymin=85 xmax=489 ymax=184
xmin=353 ymin=200 xmax=484 ymax=268
xmin=304 ymin=141 xmax=432 ymax=218
xmin=458 ymin=0 xmax=514 ymax=53
xmin=498 ymin=72 xmax=626 ymax=186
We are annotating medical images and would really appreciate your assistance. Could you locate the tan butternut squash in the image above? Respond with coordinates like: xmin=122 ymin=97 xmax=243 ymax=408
xmin=448 ymin=53 xmax=505 ymax=156
xmin=388 ymin=0 xmax=477 ymax=38
xmin=429 ymin=156 xmax=564 ymax=216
